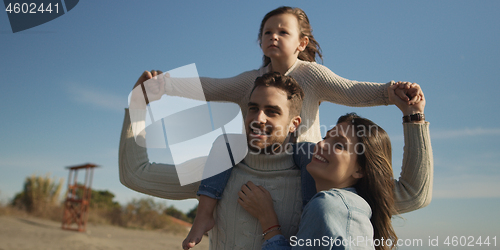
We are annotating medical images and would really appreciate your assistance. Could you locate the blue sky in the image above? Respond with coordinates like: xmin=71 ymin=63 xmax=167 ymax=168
xmin=1 ymin=0 xmax=499 ymax=246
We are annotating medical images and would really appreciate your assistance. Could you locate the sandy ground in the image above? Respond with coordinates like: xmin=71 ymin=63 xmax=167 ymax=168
xmin=0 ymin=215 xmax=209 ymax=250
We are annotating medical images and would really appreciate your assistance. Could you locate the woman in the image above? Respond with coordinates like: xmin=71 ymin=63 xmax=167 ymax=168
xmin=237 ymin=85 xmax=429 ymax=250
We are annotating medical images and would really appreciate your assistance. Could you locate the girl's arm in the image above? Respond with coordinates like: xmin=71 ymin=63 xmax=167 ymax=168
xmin=301 ymin=62 xmax=394 ymax=107
xmin=164 ymin=69 xmax=261 ymax=103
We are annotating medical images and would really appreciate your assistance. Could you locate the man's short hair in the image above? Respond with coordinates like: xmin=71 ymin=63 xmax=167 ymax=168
xmin=250 ymin=72 xmax=304 ymax=117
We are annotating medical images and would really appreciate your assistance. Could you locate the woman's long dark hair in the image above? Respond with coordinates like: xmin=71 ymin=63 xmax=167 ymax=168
xmin=258 ymin=6 xmax=323 ymax=67
xmin=337 ymin=113 xmax=398 ymax=250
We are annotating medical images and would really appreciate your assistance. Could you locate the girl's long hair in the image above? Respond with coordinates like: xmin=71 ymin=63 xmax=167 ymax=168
xmin=337 ymin=113 xmax=398 ymax=250
xmin=258 ymin=6 xmax=323 ymax=67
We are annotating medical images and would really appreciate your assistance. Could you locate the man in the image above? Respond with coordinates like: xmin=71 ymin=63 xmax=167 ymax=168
xmin=119 ymin=72 xmax=433 ymax=250
xmin=204 ymin=72 xmax=306 ymax=248
xmin=123 ymin=72 xmax=306 ymax=249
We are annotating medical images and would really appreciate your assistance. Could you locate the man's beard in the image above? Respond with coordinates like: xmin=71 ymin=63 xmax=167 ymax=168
xmin=247 ymin=134 xmax=289 ymax=154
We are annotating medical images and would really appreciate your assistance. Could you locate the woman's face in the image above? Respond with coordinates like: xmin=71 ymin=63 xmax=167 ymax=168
xmin=306 ymin=122 xmax=364 ymax=191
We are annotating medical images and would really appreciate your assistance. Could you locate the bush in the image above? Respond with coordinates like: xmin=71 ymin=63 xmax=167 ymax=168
xmin=12 ymin=174 xmax=63 ymax=217
xmin=7 ymin=177 xmax=189 ymax=234
xmin=105 ymin=198 xmax=187 ymax=234
xmin=121 ymin=198 xmax=167 ymax=229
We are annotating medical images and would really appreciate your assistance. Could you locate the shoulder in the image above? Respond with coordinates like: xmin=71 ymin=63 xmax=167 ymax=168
xmin=291 ymin=60 xmax=340 ymax=82
xmin=293 ymin=142 xmax=316 ymax=152
xmin=294 ymin=59 xmax=334 ymax=73
xmin=307 ymin=189 xmax=371 ymax=217
xmin=232 ymin=67 xmax=263 ymax=80
xmin=299 ymin=189 xmax=372 ymax=239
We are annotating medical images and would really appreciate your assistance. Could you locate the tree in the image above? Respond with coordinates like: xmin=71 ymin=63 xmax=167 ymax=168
xmin=89 ymin=190 xmax=120 ymax=209
xmin=186 ymin=204 xmax=198 ymax=223
xmin=164 ymin=205 xmax=190 ymax=222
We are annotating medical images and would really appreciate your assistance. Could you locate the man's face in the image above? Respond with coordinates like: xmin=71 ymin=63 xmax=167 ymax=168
xmin=245 ymin=86 xmax=296 ymax=154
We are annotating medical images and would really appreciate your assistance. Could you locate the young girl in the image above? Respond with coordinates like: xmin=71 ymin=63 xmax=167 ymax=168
xmin=170 ymin=6 xmax=422 ymax=249
xmin=238 ymin=111 xmax=422 ymax=250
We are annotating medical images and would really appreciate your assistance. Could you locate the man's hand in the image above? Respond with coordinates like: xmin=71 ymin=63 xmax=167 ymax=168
xmin=389 ymin=82 xmax=426 ymax=118
xmin=129 ymin=70 xmax=167 ymax=109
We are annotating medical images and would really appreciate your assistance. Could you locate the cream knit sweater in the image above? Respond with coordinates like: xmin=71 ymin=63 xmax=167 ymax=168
xmin=210 ymin=152 xmax=302 ymax=250
xmin=165 ymin=59 xmax=393 ymax=143
xmin=119 ymin=109 xmax=433 ymax=250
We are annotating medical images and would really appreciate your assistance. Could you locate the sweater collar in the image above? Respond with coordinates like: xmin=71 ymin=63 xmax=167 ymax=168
xmin=263 ymin=59 xmax=301 ymax=76
xmin=242 ymin=148 xmax=296 ymax=171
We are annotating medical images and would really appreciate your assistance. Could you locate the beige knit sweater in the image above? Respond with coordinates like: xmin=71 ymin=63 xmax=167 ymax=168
xmin=119 ymin=108 xmax=433 ymax=249
xmin=210 ymin=152 xmax=302 ymax=250
xmin=164 ymin=59 xmax=393 ymax=143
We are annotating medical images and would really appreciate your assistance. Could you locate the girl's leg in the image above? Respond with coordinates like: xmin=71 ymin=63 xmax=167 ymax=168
xmin=183 ymin=167 xmax=232 ymax=249
xmin=182 ymin=195 xmax=217 ymax=249
xmin=293 ymin=142 xmax=317 ymax=207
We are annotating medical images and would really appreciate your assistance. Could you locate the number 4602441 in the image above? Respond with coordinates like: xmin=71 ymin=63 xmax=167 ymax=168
xmin=5 ymin=3 xmax=59 ymax=14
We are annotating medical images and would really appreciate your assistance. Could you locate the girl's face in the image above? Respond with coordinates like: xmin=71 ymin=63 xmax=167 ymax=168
xmin=306 ymin=122 xmax=364 ymax=191
xmin=261 ymin=13 xmax=308 ymax=64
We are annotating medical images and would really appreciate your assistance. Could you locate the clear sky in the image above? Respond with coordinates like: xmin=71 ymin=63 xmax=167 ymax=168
xmin=1 ymin=0 xmax=499 ymax=247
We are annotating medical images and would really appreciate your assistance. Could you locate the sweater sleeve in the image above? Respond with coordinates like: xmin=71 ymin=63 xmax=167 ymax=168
xmin=393 ymin=122 xmax=434 ymax=214
xmin=304 ymin=63 xmax=393 ymax=107
xmin=118 ymin=108 xmax=199 ymax=200
xmin=164 ymin=69 xmax=260 ymax=104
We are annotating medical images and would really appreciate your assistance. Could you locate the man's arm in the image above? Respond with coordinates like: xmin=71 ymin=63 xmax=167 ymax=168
xmin=389 ymin=83 xmax=434 ymax=213
xmin=119 ymin=107 xmax=200 ymax=199
xmin=394 ymin=122 xmax=433 ymax=213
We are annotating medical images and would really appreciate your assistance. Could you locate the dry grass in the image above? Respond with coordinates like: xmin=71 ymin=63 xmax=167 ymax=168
xmin=0 ymin=201 xmax=188 ymax=235
xmin=0 ymin=205 xmax=24 ymax=217
xmin=3 ymin=174 xmax=190 ymax=235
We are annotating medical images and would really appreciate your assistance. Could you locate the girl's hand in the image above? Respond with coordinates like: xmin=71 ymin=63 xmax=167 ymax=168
xmin=389 ymin=82 xmax=426 ymax=117
xmin=392 ymin=81 xmax=423 ymax=105
xmin=238 ymin=181 xmax=278 ymax=224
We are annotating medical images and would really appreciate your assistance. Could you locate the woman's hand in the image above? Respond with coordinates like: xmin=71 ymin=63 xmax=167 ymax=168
xmin=238 ymin=181 xmax=279 ymax=225
xmin=238 ymin=181 xmax=282 ymax=240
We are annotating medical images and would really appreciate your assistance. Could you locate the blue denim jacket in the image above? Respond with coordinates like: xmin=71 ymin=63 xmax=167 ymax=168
xmin=262 ymin=187 xmax=374 ymax=250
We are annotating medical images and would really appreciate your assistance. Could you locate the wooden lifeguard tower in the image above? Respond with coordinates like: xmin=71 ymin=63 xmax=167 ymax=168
xmin=61 ymin=163 xmax=99 ymax=232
